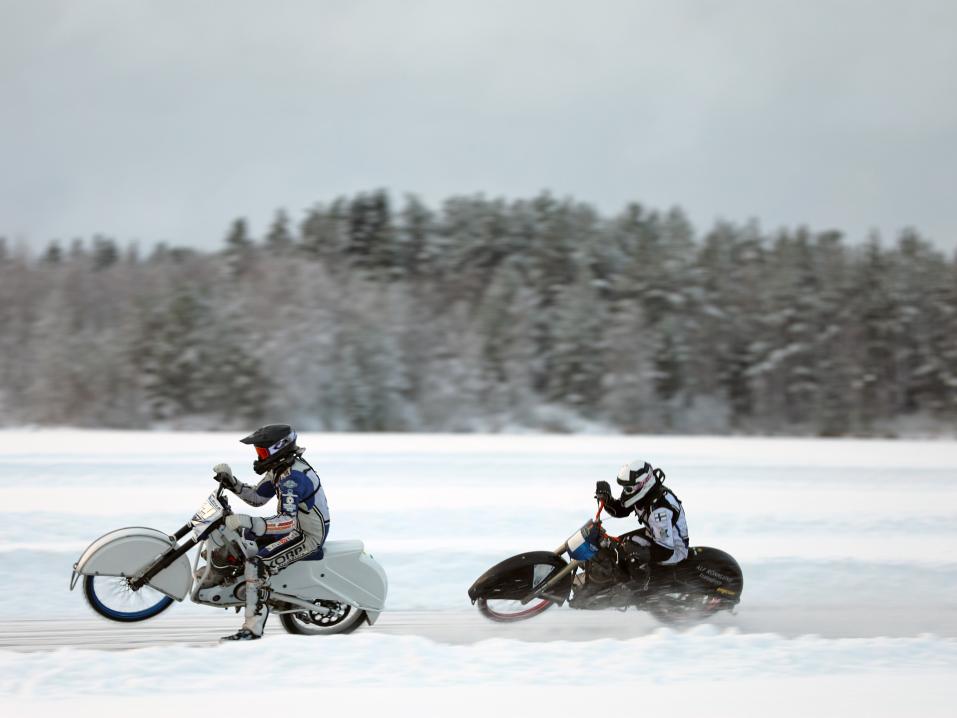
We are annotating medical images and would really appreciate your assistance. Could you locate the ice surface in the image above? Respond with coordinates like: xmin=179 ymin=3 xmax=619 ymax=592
xmin=1 ymin=430 xmax=956 ymax=713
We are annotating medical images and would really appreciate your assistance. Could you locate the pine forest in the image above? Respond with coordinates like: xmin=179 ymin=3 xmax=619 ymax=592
xmin=2 ymin=191 xmax=955 ymax=437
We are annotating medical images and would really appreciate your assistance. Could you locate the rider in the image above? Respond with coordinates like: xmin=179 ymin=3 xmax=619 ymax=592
xmin=212 ymin=424 xmax=330 ymax=641
xmin=594 ymin=460 xmax=689 ymax=588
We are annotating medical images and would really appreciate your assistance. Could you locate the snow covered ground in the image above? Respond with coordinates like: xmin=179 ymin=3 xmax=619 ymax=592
xmin=1 ymin=430 xmax=956 ymax=716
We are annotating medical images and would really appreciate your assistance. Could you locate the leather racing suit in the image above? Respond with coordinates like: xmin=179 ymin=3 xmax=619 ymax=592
xmin=234 ymin=455 xmax=330 ymax=569
xmin=231 ymin=454 xmax=329 ymax=634
xmin=604 ymin=482 xmax=690 ymax=577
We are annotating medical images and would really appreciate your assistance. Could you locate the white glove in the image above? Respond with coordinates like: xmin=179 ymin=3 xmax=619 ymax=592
xmin=225 ymin=514 xmax=265 ymax=536
xmin=213 ymin=463 xmax=240 ymax=492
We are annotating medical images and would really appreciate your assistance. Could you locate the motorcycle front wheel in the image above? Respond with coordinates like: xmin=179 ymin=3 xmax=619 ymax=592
xmin=279 ymin=602 xmax=366 ymax=636
xmin=83 ymin=575 xmax=174 ymax=622
xmin=469 ymin=551 xmax=572 ymax=623
xmin=476 ymin=596 xmax=554 ymax=622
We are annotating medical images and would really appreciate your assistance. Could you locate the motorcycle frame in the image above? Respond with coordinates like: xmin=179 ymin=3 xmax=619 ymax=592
xmin=188 ymin=535 xmax=335 ymax=617
xmin=520 ymin=500 xmax=619 ymax=605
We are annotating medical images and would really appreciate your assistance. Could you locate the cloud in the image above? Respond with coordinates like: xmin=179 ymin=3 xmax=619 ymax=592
xmin=1 ymin=0 xmax=955 ymax=252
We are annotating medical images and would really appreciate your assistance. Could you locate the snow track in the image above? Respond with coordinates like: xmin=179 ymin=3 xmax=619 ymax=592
xmin=2 ymin=431 xmax=956 ymax=713
xmin=3 ymin=600 xmax=957 ymax=653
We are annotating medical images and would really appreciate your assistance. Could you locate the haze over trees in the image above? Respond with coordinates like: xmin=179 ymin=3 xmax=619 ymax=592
xmin=1 ymin=191 xmax=955 ymax=436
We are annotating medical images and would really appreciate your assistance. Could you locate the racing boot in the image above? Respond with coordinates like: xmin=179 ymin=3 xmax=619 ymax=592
xmin=221 ymin=627 xmax=261 ymax=641
xmin=221 ymin=603 xmax=269 ymax=641
xmin=221 ymin=558 xmax=270 ymax=641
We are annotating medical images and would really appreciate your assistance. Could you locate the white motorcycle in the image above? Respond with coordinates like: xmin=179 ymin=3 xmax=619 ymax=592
xmin=70 ymin=484 xmax=388 ymax=635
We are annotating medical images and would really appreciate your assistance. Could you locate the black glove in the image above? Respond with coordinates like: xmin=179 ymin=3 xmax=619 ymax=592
xmin=595 ymin=480 xmax=612 ymax=502
xmin=213 ymin=463 xmax=240 ymax=493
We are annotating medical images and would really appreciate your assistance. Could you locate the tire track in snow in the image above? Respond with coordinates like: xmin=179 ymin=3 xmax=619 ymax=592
xmin=2 ymin=603 xmax=956 ymax=652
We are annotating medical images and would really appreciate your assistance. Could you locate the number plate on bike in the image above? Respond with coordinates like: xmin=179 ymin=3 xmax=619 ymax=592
xmin=191 ymin=493 xmax=224 ymax=539
xmin=566 ymin=520 xmax=601 ymax=560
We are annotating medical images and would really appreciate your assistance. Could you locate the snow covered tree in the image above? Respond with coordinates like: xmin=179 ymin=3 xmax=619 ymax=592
xmin=546 ymin=274 xmax=608 ymax=413
xmin=91 ymin=235 xmax=119 ymax=271
xmin=225 ymin=218 xmax=253 ymax=251
xmin=135 ymin=287 xmax=211 ymax=420
xmin=299 ymin=199 xmax=349 ymax=266
xmin=847 ymin=236 xmax=899 ymax=430
xmin=397 ymin=194 xmax=434 ymax=278
xmin=43 ymin=240 xmax=63 ymax=264
xmin=265 ymin=209 xmax=294 ymax=254
xmin=347 ymin=190 xmax=392 ymax=272
xmin=2 ymin=190 xmax=954 ymax=436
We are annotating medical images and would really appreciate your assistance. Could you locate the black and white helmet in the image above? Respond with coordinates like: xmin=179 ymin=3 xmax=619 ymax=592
xmin=616 ymin=460 xmax=659 ymax=505
xmin=240 ymin=424 xmax=300 ymax=475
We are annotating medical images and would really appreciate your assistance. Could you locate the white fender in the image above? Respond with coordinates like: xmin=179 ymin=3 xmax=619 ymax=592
xmin=72 ymin=527 xmax=193 ymax=600
xmin=273 ymin=540 xmax=388 ymax=620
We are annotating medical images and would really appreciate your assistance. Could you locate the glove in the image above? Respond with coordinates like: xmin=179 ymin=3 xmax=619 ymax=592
xmin=225 ymin=514 xmax=265 ymax=536
xmin=213 ymin=463 xmax=240 ymax=492
xmin=595 ymin=480 xmax=612 ymax=502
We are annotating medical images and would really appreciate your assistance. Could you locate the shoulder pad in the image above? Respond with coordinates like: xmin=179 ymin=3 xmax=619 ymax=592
xmin=649 ymin=494 xmax=674 ymax=511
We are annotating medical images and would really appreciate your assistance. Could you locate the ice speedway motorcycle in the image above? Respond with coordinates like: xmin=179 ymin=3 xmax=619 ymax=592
xmin=468 ymin=500 xmax=743 ymax=623
xmin=70 ymin=484 xmax=387 ymax=635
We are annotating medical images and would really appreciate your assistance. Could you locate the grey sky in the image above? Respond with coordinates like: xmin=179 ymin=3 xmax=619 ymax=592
xmin=2 ymin=0 xmax=956 ymax=254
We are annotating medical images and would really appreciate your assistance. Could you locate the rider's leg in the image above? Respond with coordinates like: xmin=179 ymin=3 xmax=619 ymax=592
xmin=241 ymin=557 xmax=270 ymax=636
xmin=256 ymin=530 xmax=320 ymax=573
xmin=620 ymin=533 xmax=652 ymax=584
xmin=222 ymin=531 xmax=322 ymax=641
xmin=222 ymin=536 xmax=269 ymax=641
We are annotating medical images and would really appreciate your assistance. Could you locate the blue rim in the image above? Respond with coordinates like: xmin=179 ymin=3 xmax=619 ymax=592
xmin=84 ymin=576 xmax=173 ymax=621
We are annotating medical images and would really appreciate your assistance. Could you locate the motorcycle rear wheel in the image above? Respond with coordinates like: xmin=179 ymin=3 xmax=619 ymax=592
xmin=83 ymin=575 xmax=174 ymax=622
xmin=279 ymin=602 xmax=366 ymax=636
xmin=645 ymin=592 xmax=727 ymax=624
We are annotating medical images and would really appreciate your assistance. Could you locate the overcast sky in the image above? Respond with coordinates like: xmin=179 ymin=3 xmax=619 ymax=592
xmin=2 ymin=0 xmax=956 ymax=254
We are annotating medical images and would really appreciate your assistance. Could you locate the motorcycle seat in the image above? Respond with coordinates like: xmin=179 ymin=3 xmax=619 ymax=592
xmin=307 ymin=539 xmax=364 ymax=561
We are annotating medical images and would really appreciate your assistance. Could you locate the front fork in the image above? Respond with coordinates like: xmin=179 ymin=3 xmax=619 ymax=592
xmin=519 ymin=541 xmax=582 ymax=605
xmin=128 ymin=528 xmax=198 ymax=591
xmin=129 ymin=519 xmax=231 ymax=591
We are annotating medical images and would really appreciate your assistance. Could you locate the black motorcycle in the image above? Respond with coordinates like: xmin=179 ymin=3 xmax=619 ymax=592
xmin=468 ymin=500 xmax=743 ymax=624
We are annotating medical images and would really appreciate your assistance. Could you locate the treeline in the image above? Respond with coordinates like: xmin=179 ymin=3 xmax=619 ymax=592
xmin=1 ymin=191 xmax=955 ymax=436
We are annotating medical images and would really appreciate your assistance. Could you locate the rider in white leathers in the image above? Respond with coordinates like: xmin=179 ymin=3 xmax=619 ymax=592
xmin=213 ymin=424 xmax=329 ymax=641
xmin=595 ymin=460 xmax=689 ymax=585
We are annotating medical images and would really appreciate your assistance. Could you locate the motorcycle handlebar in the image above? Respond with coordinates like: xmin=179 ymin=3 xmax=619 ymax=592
xmin=593 ymin=500 xmax=622 ymax=543
xmin=213 ymin=482 xmax=233 ymax=513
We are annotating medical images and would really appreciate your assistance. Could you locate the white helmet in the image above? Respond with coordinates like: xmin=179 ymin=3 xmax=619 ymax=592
xmin=617 ymin=460 xmax=658 ymax=506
